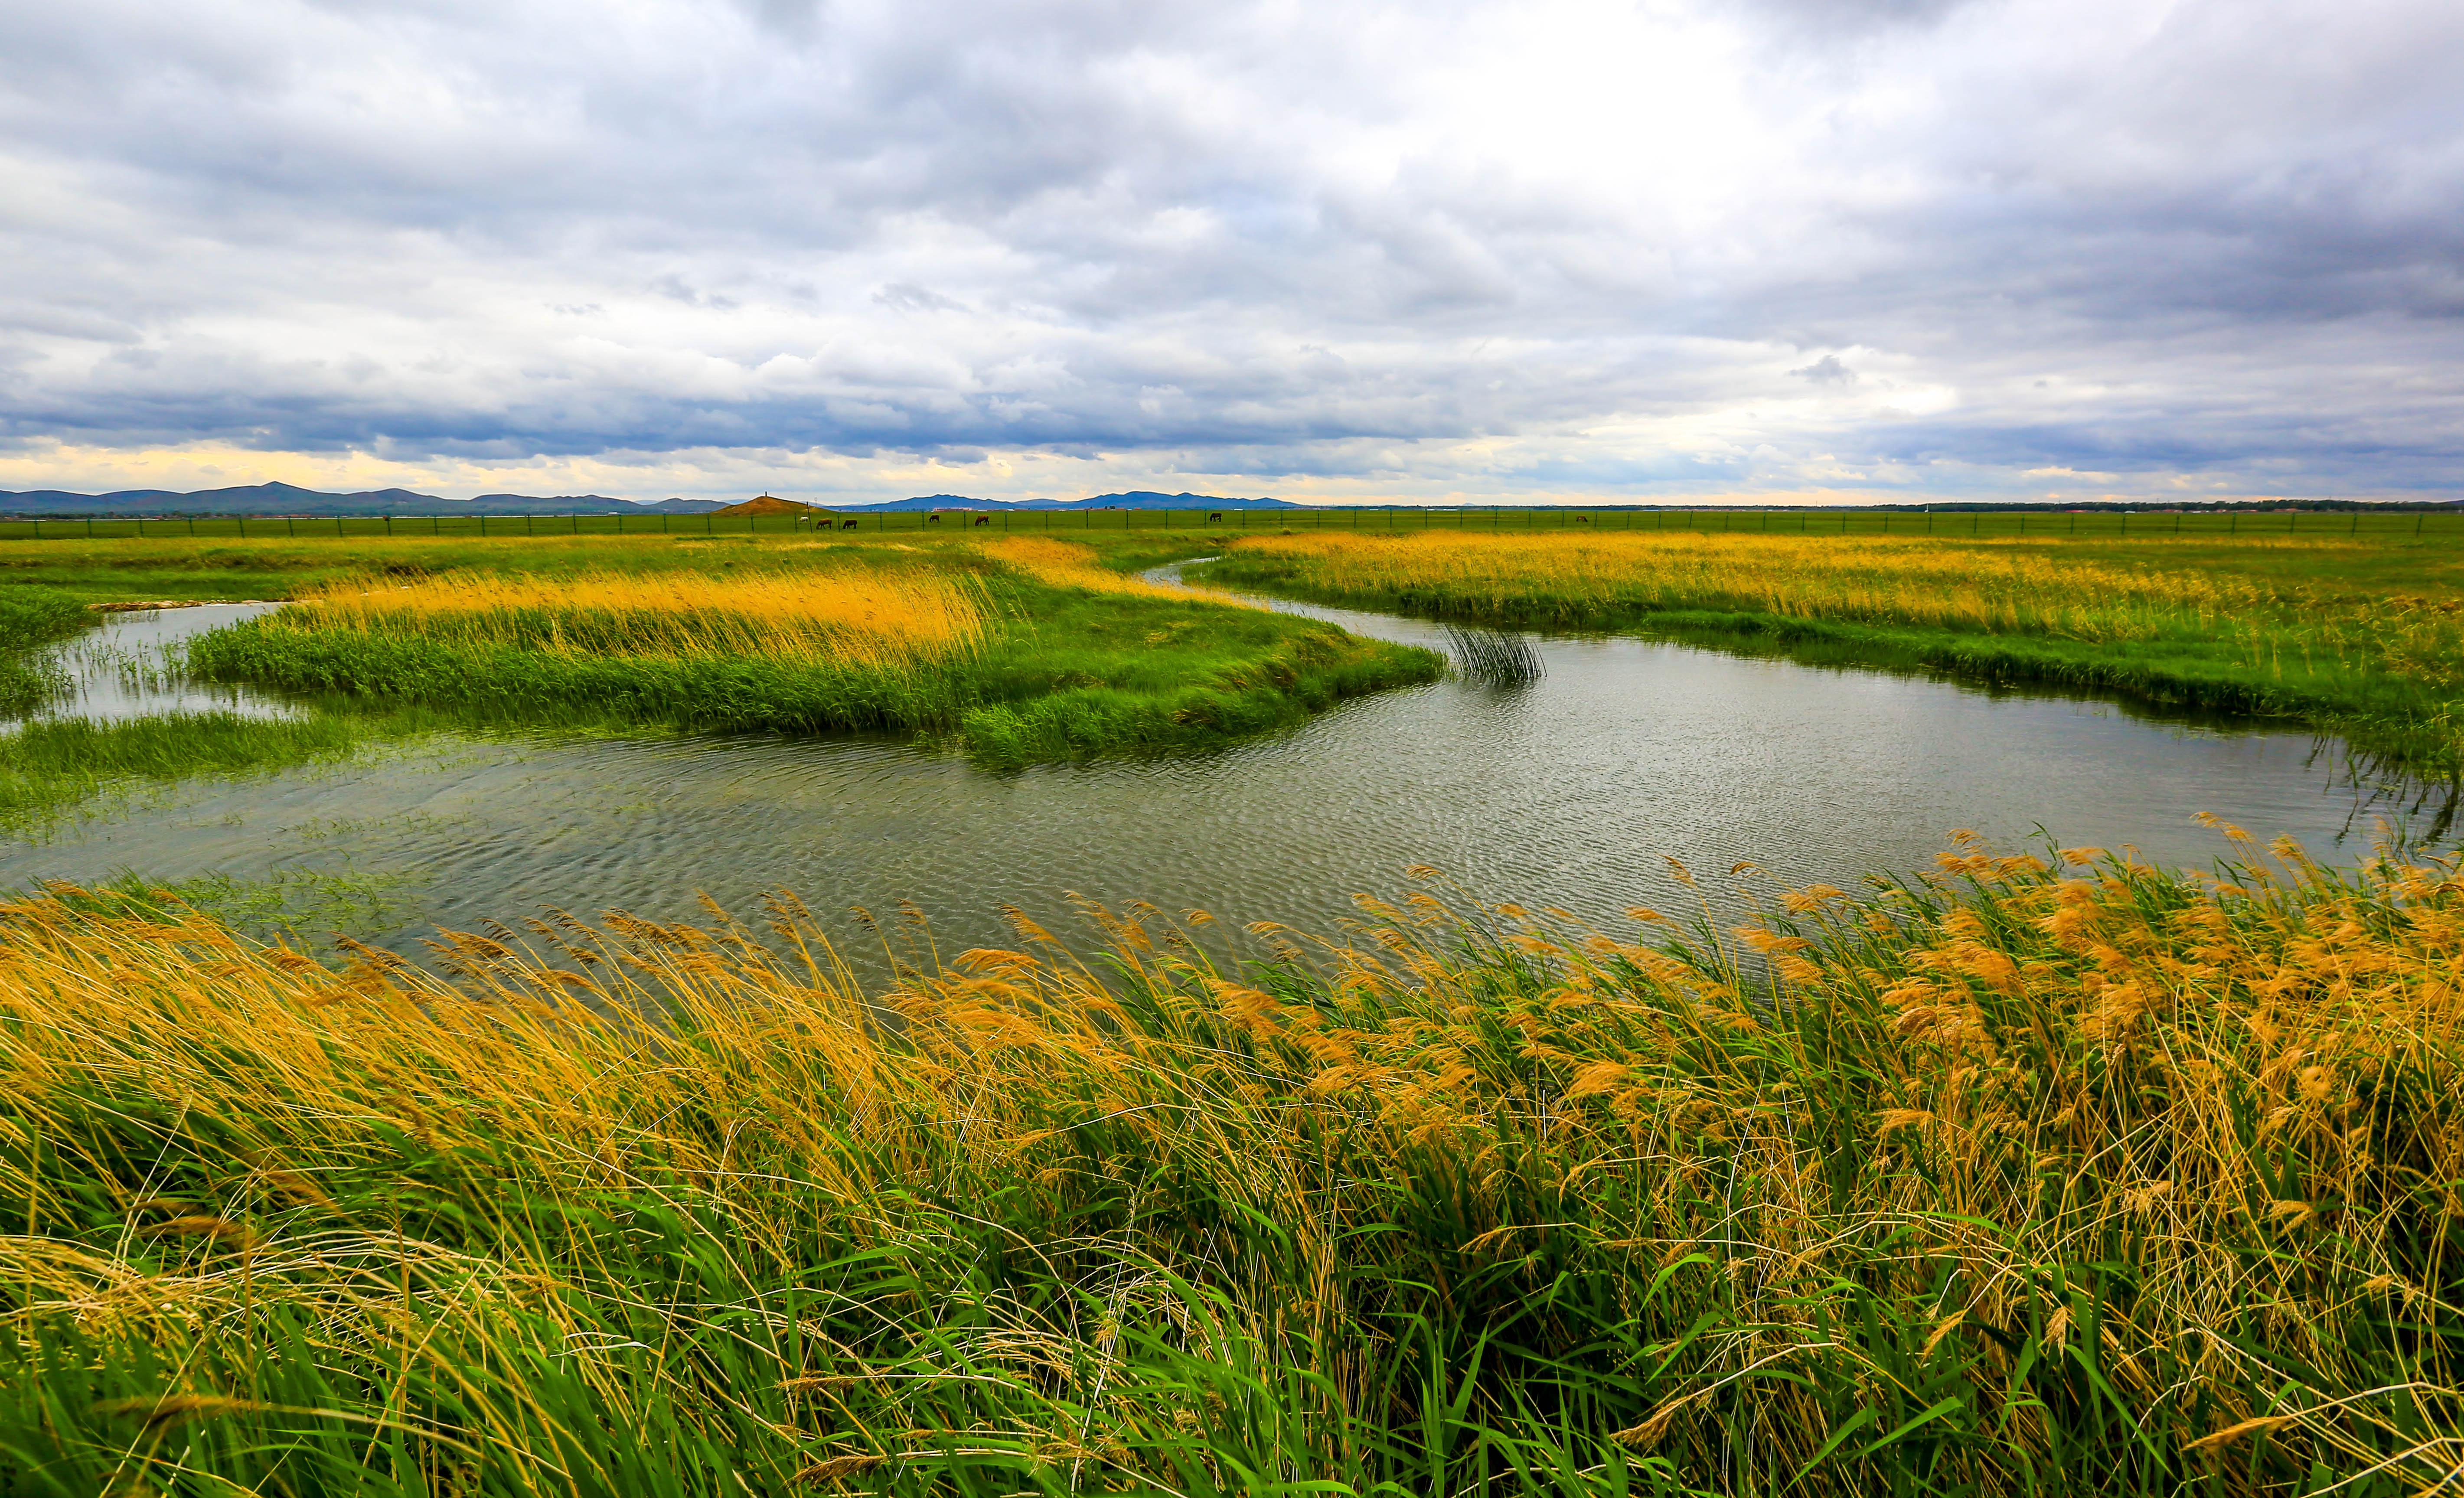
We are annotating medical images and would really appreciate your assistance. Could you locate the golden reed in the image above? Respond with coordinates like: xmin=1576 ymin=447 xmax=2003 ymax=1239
xmin=1 ymin=829 xmax=2458 ymax=1485
xmin=284 ymin=566 xmax=989 ymax=668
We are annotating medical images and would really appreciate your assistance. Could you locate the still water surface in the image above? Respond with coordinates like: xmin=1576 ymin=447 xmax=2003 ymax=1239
xmin=0 ymin=579 xmax=2437 ymax=977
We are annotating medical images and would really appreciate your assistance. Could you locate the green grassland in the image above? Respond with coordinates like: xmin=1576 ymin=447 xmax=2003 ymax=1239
xmin=0 ymin=529 xmax=1231 ymax=605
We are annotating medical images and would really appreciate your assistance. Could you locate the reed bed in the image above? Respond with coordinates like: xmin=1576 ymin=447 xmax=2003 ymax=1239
xmin=3 ymin=834 xmax=2459 ymax=1494
xmin=1203 ymin=532 xmax=2464 ymax=768
xmin=286 ymin=566 xmax=990 ymax=669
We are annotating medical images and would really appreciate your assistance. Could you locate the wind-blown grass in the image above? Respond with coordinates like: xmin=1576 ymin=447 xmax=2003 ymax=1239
xmin=3 ymin=832 xmax=2457 ymax=1494
xmin=1200 ymin=532 xmax=2464 ymax=769
xmin=186 ymin=545 xmax=1440 ymax=766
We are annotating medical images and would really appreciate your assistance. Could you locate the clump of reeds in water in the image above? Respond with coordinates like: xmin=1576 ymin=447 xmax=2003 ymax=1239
xmin=5 ymin=831 xmax=2462 ymax=1494
xmin=285 ymin=565 xmax=989 ymax=669
xmin=1441 ymin=622 xmax=1544 ymax=686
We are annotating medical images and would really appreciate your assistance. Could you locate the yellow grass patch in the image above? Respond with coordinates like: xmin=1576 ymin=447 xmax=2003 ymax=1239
xmin=979 ymin=536 xmax=1246 ymax=605
xmin=1230 ymin=530 xmax=2256 ymax=639
xmin=286 ymin=566 xmax=988 ymax=668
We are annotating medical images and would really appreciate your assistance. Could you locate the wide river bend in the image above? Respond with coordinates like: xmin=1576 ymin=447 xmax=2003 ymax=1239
xmin=0 ymin=570 xmax=2439 ymax=979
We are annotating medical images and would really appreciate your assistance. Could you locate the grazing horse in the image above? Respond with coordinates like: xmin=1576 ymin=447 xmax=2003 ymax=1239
xmin=1208 ymin=511 xmax=1223 ymax=521
xmin=927 ymin=513 xmax=941 ymax=524
xmin=972 ymin=515 xmax=989 ymax=526
xmin=840 ymin=518 xmax=859 ymax=530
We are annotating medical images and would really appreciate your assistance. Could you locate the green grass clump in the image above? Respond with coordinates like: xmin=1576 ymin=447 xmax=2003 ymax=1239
xmin=0 ymin=586 xmax=94 ymax=715
xmin=3 ymin=837 xmax=2458 ymax=1494
xmin=0 ymin=712 xmax=375 ymax=829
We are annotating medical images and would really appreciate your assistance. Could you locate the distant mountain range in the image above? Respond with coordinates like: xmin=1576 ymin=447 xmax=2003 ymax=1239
xmin=0 ymin=483 xmax=1299 ymax=516
xmin=0 ymin=483 xmax=725 ymax=517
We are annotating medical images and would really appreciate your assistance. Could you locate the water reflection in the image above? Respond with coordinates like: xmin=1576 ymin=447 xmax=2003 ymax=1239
xmin=5 ymin=603 xmax=292 ymax=729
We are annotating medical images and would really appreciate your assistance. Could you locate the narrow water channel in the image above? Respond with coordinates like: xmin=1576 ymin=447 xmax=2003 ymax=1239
xmin=1 ymin=584 xmax=2441 ymax=980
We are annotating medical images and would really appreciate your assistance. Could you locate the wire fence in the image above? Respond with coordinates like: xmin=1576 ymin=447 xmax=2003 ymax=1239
xmin=0 ymin=505 xmax=2455 ymax=543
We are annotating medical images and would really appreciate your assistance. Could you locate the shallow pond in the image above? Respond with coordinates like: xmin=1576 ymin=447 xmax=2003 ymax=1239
xmin=0 ymin=580 xmax=2444 ymax=979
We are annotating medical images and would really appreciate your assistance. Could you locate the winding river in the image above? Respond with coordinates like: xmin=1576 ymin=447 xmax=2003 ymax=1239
xmin=1 ymin=571 xmax=2443 ymax=979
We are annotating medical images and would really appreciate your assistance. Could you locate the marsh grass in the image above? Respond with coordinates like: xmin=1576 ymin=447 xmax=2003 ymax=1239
xmin=1202 ymin=533 xmax=2464 ymax=770
xmin=1442 ymin=624 xmax=1545 ymax=687
xmin=3 ymin=833 xmax=2459 ymax=1494
xmin=0 ymin=587 xmax=93 ymax=715
xmin=0 ymin=711 xmax=382 ymax=830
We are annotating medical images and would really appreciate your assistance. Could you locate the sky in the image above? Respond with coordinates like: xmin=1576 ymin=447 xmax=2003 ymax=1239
xmin=1 ymin=0 xmax=2459 ymax=506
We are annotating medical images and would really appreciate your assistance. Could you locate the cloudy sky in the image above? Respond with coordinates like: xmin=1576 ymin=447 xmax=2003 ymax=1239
xmin=2 ymin=0 xmax=2458 ymax=505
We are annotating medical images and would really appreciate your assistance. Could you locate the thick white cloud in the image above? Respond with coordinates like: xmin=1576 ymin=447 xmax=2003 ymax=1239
xmin=0 ymin=0 xmax=2457 ymax=502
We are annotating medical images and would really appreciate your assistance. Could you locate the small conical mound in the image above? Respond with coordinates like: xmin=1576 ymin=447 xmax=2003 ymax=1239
xmin=709 ymin=494 xmax=820 ymax=517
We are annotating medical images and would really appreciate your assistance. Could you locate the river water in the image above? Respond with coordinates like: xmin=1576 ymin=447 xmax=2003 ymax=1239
xmin=0 ymin=578 xmax=2442 ymax=975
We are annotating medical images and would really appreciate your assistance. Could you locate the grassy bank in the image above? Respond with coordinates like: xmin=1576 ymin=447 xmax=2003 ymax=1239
xmin=1198 ymin=532 xmax=2464 ymax=770
xmin=183 ymin=538 xmax=1438 ymax=767
xmin=2 ymin=835 xmax=2457 ymax=1495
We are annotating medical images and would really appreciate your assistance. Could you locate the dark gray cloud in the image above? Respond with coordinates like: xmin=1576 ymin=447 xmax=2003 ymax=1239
xmin=0 ymin=0 xmax=2458 ymax=500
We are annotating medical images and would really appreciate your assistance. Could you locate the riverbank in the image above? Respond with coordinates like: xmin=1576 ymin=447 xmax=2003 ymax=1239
xmin=1197 ymin=531 xmax=2464 ymax=774
xmin=3 ymin=837 xmax=2452 ymax=1494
